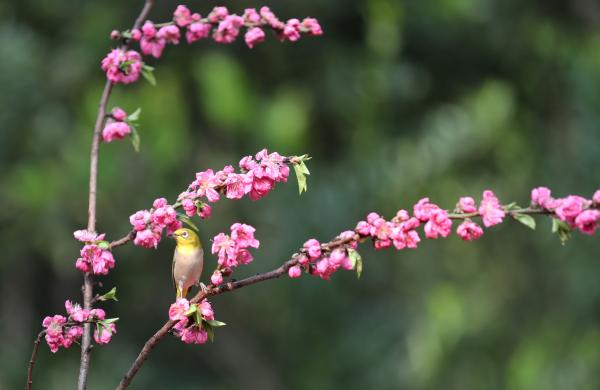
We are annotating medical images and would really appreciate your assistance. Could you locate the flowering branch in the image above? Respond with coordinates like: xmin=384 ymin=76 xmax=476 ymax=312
xmin=117 ymin=187 xmax=599 ymax=389
xmin=26 ymin=330 xmax=45 ymax=390
xmin=78 ymin=1 xmax=155 ymax=389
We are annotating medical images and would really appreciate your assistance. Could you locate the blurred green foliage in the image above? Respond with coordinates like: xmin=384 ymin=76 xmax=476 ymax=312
xmin=1 ymin=0 xmax=600 ymax=389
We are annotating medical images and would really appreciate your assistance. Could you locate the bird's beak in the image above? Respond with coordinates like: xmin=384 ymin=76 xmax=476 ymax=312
xmin=169 ymin=233 xmax=179 ymax=239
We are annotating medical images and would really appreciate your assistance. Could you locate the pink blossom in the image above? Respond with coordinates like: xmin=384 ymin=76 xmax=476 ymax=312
xmin=575 ymin=210 xmax=600 ymax=235
xmin=94 ymin=323 xmax=116 ymax=344
xmin=239 ymin=155 xmax=259 ymax=171
xmin=209 ymin=6 xmax=229 ymax=23
xmin=151 ymin=203 xmax=177 ymax=227
xmin=157 ymin=25 xmax=181 ymax=45
xmin=355 ymin=221 xmax=371 ymax=236
xmin=249 ymin=176 xmax=275 ymax=201
xmin=181 ymin=198 xmax=197 ymax=217
xmin=236 ymin=248 xmax=254 ymax=265
xmin=173 ymin=5 xmax=194 ymax=27
xmin=212 ymin=233 xmax=237 ymax=266
xmin=479 ymin=190 xmax=505 ymax=227
xmin=458 ymin=197 xmax=477 ymax=213
xmin=243 ymin=8 xmax=261 ymax=24
xmin=75 ymin=244 xmax=115 ymax=276
xmin=413 ymin=198 xmax=440 ymax=222
xmin=42 ymin=315 xmax=67 ymax=353
xmin=211 ymin=270 xmax=223 ymax=285
xmin=90 ymin=308 xmax=106 ymax=320
xmin=224 ymin=172 xmax=253 ymax=199
xmin=391 ymin=218 xmax=421 ymax=249
xmin=282 ymin=19 xmax=301 ymax=41
xmin=254 ymin=149 xmax=289 ymax=182
xmin=394 ymin=209 xmax=410 ymax=222
xmin=166 ymin=220 xmax=183 ymax=236
xmin=339 ymin=230 xmax=358 ymax=249
xmin=130 ymin=210 xmax=151 ymax=231
xmin=231 ymin=223 xmax=260 ymax=248
xmin=181 ymin=325 xmax=208 ymax=344
xmin=134 ymin=228 xmax=160 ymax=249
xmin=303 ymin=239 xmax=321 ymax=259
xmin=424 ymin=209 xmax=452 ymax=239
xmin=102 ymin=121 xmax=131 ymax=143
xmin=153 ymin=197 xmax=168 ymax=208
xmin=456 ymin=221 xmax=484 ymax=241
xmin=198 ymin=203 xmax=212 ymax=219
xmin=593 ymin=190 xmax=600 ymax=205
xmin=213 ymin=15 xmax=244 ymax=44
xmin=173 ymin=318 xmax=189 ymax=333
xmin=140 ymin=21 xmax=166 ymax=58
xmin=169 ymin=298 xmax=190 ymax=321
xmin=288 ymin=265 xmax=302 ymax=278
xmin=555 ymin=195 xmax=587 ymax=226
xmin=131 ymin=29 xmax=142 ymax=41
xmin=186 ymin=22 xmax=212 ymax=43
xmin=531 ymin=187 xmax=553 ymax=208
xmin=199 ymin=299 xmax=214 ymax=320
xmin=194 ymin=169 xmax=221 ymax=202
xmin=245 ymin=27 xmax=265 ymax=48
xmin=260 ymin=6 xmax=285 ymax=29
xmin=300 ymin=17 xmax=323 ymax=36
xmin=111 ymin=107 xmax=127 ymax=121
xmin=101 ymin=49 xmax=142 ymax=84
xmin=110 ymin=30 xmax=120 ymax=40
xmin=65 ymin=300 xmax=89 ymax=322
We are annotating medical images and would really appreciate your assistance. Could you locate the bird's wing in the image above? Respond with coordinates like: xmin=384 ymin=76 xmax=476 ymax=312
xmin=171 ymin=253 xmax=177 ymax=291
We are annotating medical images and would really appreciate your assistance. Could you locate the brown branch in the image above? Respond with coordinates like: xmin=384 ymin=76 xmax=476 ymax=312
xmin=77 ymin=1 xmax=156 ymax=389
xmin=26 ymin=330 xmax=45 ymax=390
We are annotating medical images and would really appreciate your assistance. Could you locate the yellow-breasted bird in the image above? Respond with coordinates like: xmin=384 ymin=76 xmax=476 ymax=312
xmin=171 ymin=228 xmax=204 ymax=299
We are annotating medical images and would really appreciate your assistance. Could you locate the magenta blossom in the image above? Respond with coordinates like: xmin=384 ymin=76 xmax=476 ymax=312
xmin=169 ymin=298 xmax=190 ymax=321
xmin=133 ymin=228 xmax=160 ymax=249
xmin=288 ymin=265 xmax=302 ymax=278
xmin=199 ymin=299 xmax=215 ymax=321
xmin=575 ymin=210 xmax=600 ymax=235
xmin=531 ymin=187 xmax=553 ymax=208
xmin=593 ymin=190 xmax=600 ymax=205
xmin=211 ymin=270 xmax=223 ymax=285
xmin=102 ymin=122 xmax=131 ymax=143
xmin=230 ymin=223 xmax=260 ymax=249
xmin=94 ymin=323 xmax=116 ymax=344
xmin=186 ymin=22 xmax=212 ymax=43
xmin=180 ymin=325 xmax=208 ymax=344
xmin=157 ymin=25 xmax=181 ymax=45
xmin=101 ymin=48 xmax=142 ymax=84
xmin=456 ymin=221 xmax=484 ymax=241
xmin=424 ymin=209 xmax=452 ymax=239
xmin=140 ymin=21 xmax=166 ymax=58
xmin=458 ymin=197 xmax=477 ymax=213
xmin=555 ymin=195 xmax=588 ymax=226
xmin=303 ymin=239 xmax=321 ymax=259
xmin=245 ymin=27 xmax=265 ymax=48
xmin=479 ymin=190 xmax=505 ymax=227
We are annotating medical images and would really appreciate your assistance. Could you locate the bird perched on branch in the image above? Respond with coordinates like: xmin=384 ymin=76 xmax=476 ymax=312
xmin=171 ymin=228 xmax=204 ymax=299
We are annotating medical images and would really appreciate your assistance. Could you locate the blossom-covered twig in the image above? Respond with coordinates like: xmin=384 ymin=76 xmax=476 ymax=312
xmin=117 ymin=187 xmax=599 ymax=389
xmin=78 ymin=1 xmax=155 ymax=389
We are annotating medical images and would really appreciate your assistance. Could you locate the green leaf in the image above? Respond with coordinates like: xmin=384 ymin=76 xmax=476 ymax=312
xmin=130 ymin=126 xmax=140 ymax=152
xmin=205 ymin=323 xmax=215 ymax=342
xmin=194 ymin=309 xmax=202 ymax=326
xmin=176 ymin=213 xmax=199 ymax=232
xmin=127 ymin=107 xmax=141 ymax=122
xmin=141 ymin=64 xmax=156 ymax=86
xmin=102 ymin=317 xmax=119 ymax=325
xmin=347 ymin=248 xmax=363 ymax=279
xmin=96 ymin=322 xmax=103 ymax=338
xmin=121 ymin=30 xmax=131 ymax=39
xmin=97 ymin=240 xmax=110 ymax=250
xmin=185 ymin=304 xmax=197 ymax=317
xmin=293 ymin=163 xmax=308 ymax=195
xmin=206 ymin=319 xmax=226 ymax=327
xmin=99 ymin=286 xmax=118 ymax=302
xmin=552 ymin=218 xmax=572 ymax=245
xmin=512 ymin=214 xmax=536 ymax=230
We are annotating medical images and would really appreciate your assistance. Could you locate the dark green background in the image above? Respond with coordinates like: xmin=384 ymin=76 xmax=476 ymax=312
xmin=1 ymin=0 xmax=599 ymax=388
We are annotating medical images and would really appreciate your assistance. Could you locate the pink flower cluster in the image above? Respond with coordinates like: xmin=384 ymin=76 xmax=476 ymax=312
xmin=126 ymin=5 xmax=322 ymax=55
xmin=42 ymin=301 xmax=115 ymax=353
xmin=101 ymin=48 xmax=142 ymax=84
xmin=531 ymin=187 xmax=600 ymax=235
xmin=169 ymin=298 xmax=215 ymax=344
xmin=73 ymin=230 xmax=116 ymax=275
xmin=130 ymin=198 xmax=182 ymax=249
xmin=102 ymin=107 xmax=132 ymax=143
xmin=210 ymin=223 xmax=260 ymax=285
xmin=288 ymin=233 xmax=357 ymax=280
xmin=130 ymin=149 xmax=294 ymax=250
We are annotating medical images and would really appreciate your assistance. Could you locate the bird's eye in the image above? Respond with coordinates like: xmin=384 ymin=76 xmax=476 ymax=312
xmin=181 ymin=231 xmax=189 ymax=239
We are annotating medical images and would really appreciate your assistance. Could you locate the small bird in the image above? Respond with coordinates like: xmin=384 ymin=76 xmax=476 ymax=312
xmin=171 ymin=228 xmax=204 ymax=299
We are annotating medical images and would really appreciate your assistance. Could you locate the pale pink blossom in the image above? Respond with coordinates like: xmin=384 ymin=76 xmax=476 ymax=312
xmin=479 ymin=190 xmax=505 ymax=227
xmin=531 ymin=187 xmax=553 ymax=208
xmin=245 ymin=27 xmax=265 ymax=48
xmin=456 ymin=221 xmax=484 ymax=241
xmin=186 ymin=22 xmax=212 ymax=43
xmin=282 ymin=19 xmax=301 ymax=41
xmin=355 ymin=221 xmax=371 ymax=236
xmin=169 ymin=298 xmax=190 ymax=321
xmin=130 ymin=210 xmax=151 ymax=231
xmin=173 ymin=5 xmax=194 ymax=27
xmin=209 ymin=6 xmax=229 ymax=22
xmin=424 ymin=209 xmax=452 ymax=239
xmin=458 ymin=197 xmax=477 ymax=213
xmin=593 ymin=190 xmax=600 ymax=205
xmin=574 ymin=209 xmax=600 ymax=235
xmin=102 ymin=121 xmax=131 ymax=143
xmin=94 ymin=323 xmax=116 ymax=344
xmin=394 ymin=209 xmax=410 ymax=222
xmin=181 ymin=198 xmax=197 ymax=217
xmin=65 ymin=300 xmax=90 ymax=322
xmin=212 ymin=233 xmax=237 ymax=266
xmin=224 ymin=172 xmax=253 ymax=199
xmin=303 ymin=239 xmax=321 ymax=259
xmin=254 ymin=149 xmax=289 ymax=181
xmin=73 ymin=229 xmax=105 ymax=243
xmin=243 ymin=8 xmax=261 ymax=24
xmin=101 ymin=49 xmax=142 ymax=84
xmin=158 ymin=25 xmax=181 ymax=45
xmin=193 ymin=169 xmax=221 ymax=202
xmin=239 ymin=155 xmax=259 ymax=171
xmin=260 ymin=6 xmax=285 ymax=29
xmin=288 ymin=265 xmax=302 ymax=278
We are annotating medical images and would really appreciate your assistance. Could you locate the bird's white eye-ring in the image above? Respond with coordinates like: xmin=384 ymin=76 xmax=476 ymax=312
xmin=181 ymin=231 xmax=189 ymax=239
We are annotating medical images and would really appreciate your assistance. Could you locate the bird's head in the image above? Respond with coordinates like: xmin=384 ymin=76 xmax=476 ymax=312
xmin=171 ymin=228 xmax=201 ymax=248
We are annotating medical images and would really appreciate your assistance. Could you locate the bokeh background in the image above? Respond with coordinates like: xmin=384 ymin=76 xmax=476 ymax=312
xmin=1 ymin=0 xmax=600 ymax=388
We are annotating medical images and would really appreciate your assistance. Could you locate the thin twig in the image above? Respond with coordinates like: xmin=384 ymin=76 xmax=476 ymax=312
xmin=26 ymin=330 xmax=46 ymax=390
xmin=77 ymin=1 xmax=156 ymax=389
